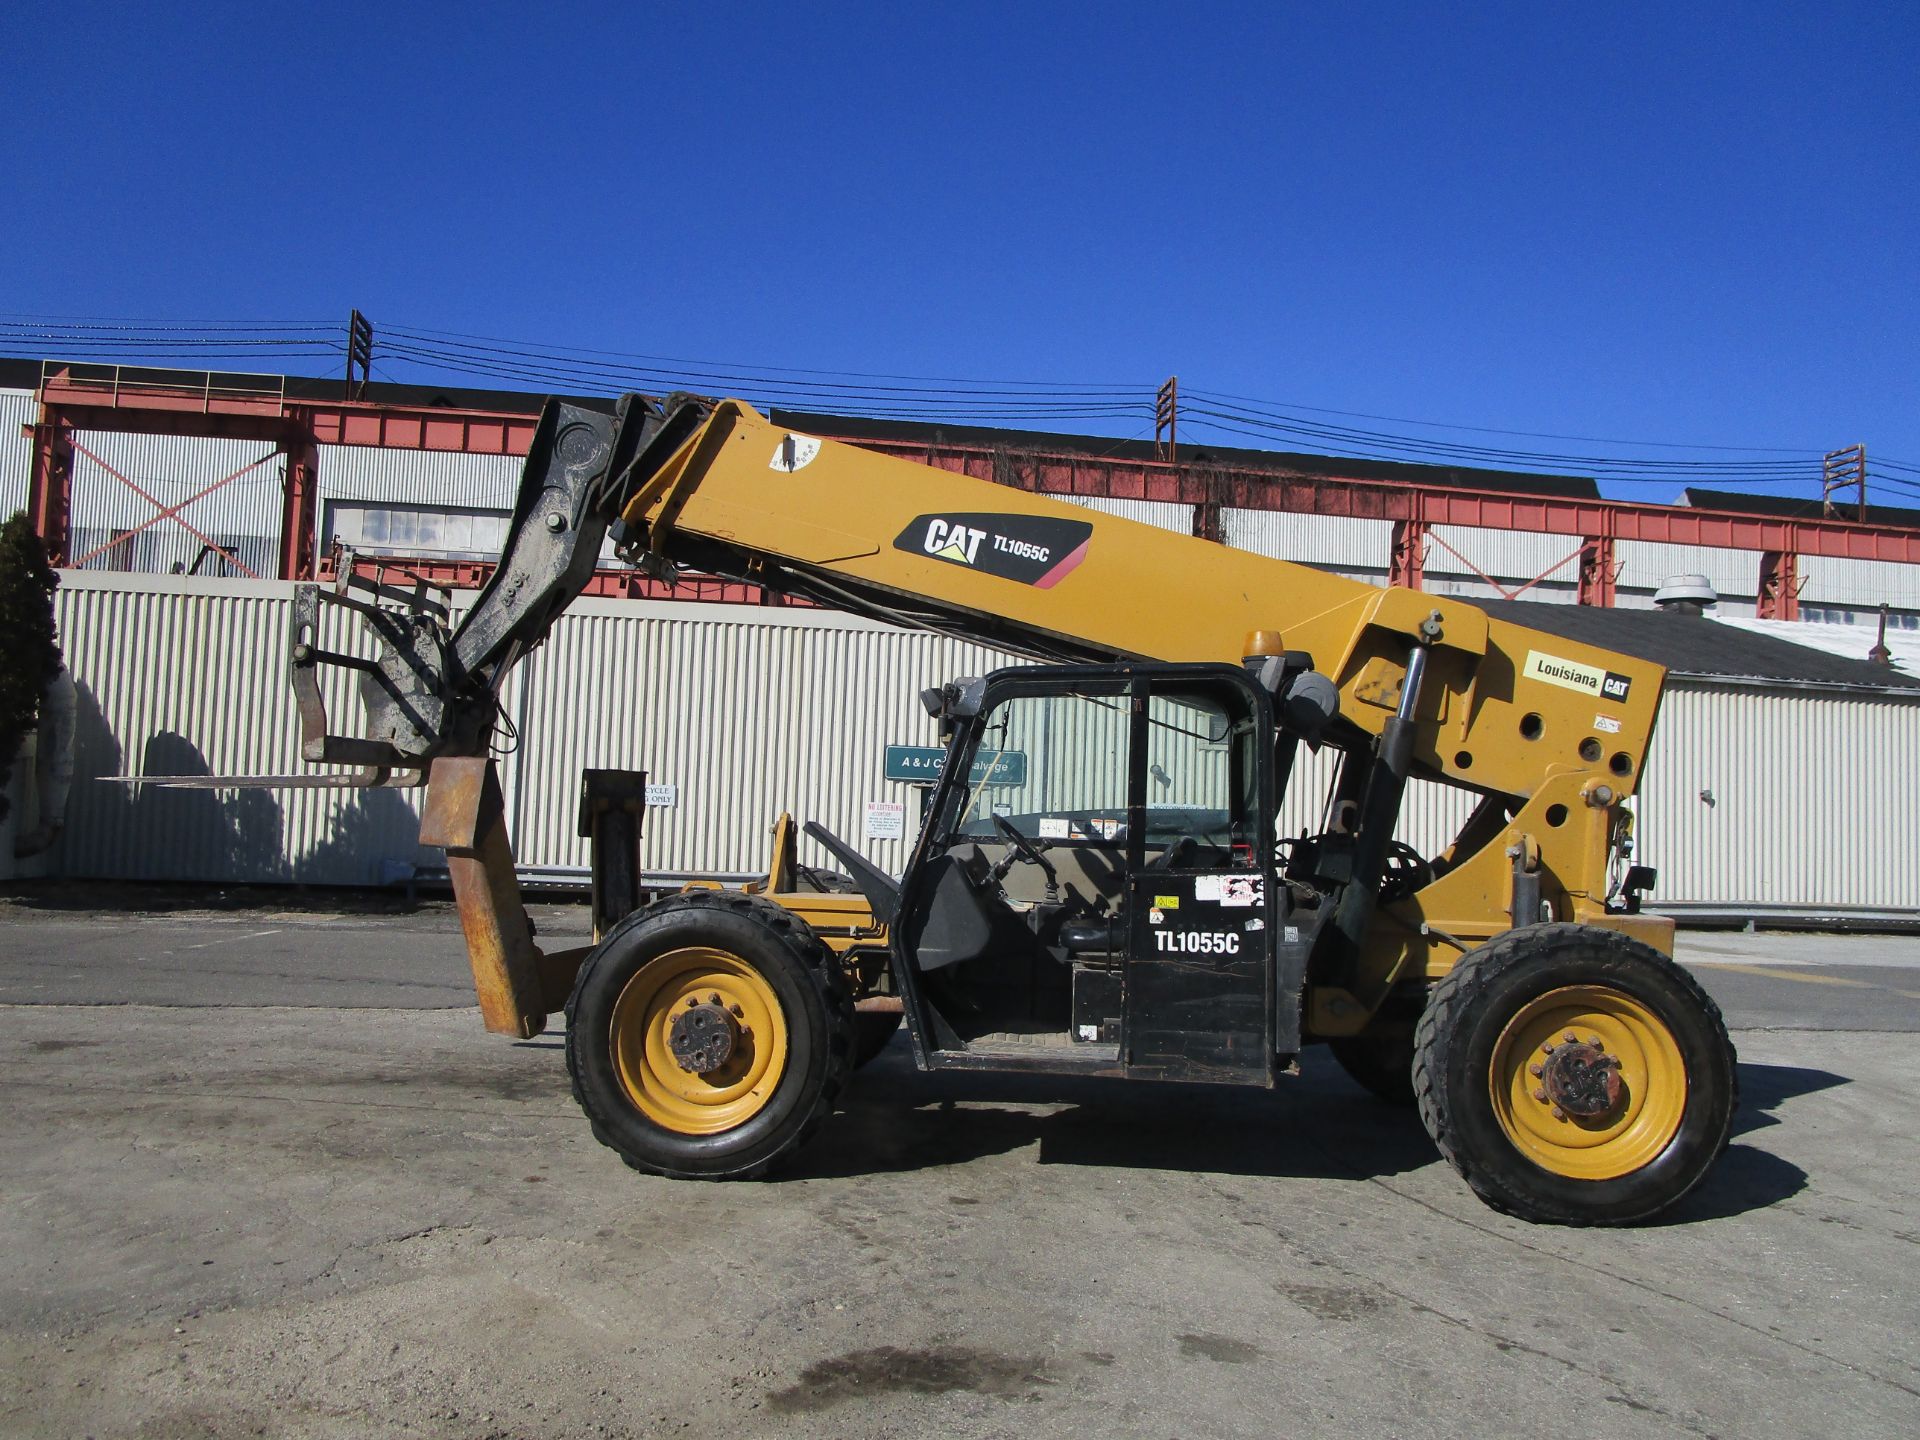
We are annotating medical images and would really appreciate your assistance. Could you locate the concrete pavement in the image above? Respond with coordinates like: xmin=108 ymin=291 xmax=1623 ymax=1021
xmin=1 ymin=890 xmax=1916 ymax=1438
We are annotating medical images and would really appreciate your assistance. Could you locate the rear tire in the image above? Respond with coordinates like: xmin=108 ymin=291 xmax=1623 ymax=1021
xmin=1413 ymin=923 xmax=1737 ymax=1226
xmin=565 ymin=891 xmax=853 ymax=1180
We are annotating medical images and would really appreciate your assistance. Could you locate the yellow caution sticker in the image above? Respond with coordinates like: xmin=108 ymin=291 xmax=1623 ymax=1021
xmin=1155 ymin=895 xmax=1180 ymax=910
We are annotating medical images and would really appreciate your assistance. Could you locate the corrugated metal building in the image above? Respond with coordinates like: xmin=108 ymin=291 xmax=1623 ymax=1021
xmin=6 ymin=376 xmax=1919 ymax=919
xmin=16 ymin=571 xmax=1918 ymax=923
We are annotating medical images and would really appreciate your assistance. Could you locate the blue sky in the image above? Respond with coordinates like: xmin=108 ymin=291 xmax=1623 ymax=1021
xmin=6 ymin=3 xmax=1917 ymax=502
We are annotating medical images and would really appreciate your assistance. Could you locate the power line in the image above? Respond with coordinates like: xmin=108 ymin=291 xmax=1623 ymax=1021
xmin=1175 ymin=406 xmax=1821 ymax=483
xmin=386 ymin=321 xmax=1142 ymax=390
xmin=1190 ymin=385 xmax=1821 ymax=454
xmin=6 ymin=310 xmax=1909 ymax=505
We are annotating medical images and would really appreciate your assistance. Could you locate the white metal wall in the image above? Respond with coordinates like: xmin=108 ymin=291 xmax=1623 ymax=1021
xmin=503 ymin=599 xmax=1006 ymax=877
xmin=0 ymin=388 xmax=33 ymax=517
xmin=44 ymin=573 xmax=1920 ymax=913
xmin=1798 ymin=555 xmax=1920 ymax=610
xmin=1059 ymin=494 xmax=1193 ymax=533
xmin=1637 ymin=682 xmax=1920 ymax=911
xmin=1224 ymin=507 xmax=1390 ymax=575
xmin=42 ymin=574 xmax=1541 ymax=895
xmin=317 ymin=443 xmax=522 ymax=507
xmin=50 ymin=573 xmax=428 ymax=885
xmin=1428 ymin=524 xmax=1582 ymax=585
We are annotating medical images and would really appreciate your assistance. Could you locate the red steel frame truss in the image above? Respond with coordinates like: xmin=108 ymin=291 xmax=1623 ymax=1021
xmin=26 ymin=369 xmax=1920 ymax=615
xmin=66 ymin=440 xmax=280 ymax=578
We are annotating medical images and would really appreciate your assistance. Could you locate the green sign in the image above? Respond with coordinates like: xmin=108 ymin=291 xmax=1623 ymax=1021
xmin=884 ymin=745 xmax=1027 ymax=787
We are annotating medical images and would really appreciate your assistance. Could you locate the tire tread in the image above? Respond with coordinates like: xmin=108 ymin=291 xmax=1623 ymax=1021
xmin=564 ymin=890 xmax=854 ymax=1181
xmin=1412 ymin=922 xmax=1738 ymax=1226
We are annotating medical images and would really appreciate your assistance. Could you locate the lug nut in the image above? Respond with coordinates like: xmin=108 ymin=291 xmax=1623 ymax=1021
xmin=1551 ymin=1106 xmax=1568 ymax=1121
xmin=1564 ymin=1030 xmax=1579 ymax=1043
xmin=1528 ymin=1063 xmax=1544 ymax=1078
xmin=1532 ymin=1087 xmax=1548 ymax=1102
xmin=1588 ymin=1036 xmax=1603 ymax=1049
xmin=686 ymin=996 xmax=699 ymax=1008
xmin=729 ymin=1004 xmax=745 ymax=1018
xmin=709 ymin=993 xmax=723 ymax=1006
xmin=1541 ymin=1042 xmax=1556 ymax=1056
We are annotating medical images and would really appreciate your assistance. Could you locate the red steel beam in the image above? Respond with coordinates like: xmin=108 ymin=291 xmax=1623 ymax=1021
xmin=1757 ymin=551 xmax=1801 ymax=621
xmin=37 ymin=382 xmax=538 ymax=456
xmin=853 ymin=438 xmax=1920 ymax=566
xmin=1578 ymin=536 xmax=1618 ymax=608
xmin=34 ymin=375 xmax=1920 ymax=591
xmin=1388 ymin=518 xmax=1426 ymax=590
xmin=280 ymin=436 xmax=321 ymax=581
xmin=294 ymin=403 xmax=536 ymax=455
xmin=24 ymin=419 xmax=74 ymax=564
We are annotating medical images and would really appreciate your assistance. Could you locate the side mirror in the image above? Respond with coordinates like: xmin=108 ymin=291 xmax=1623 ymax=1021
xmin=1280 ymin=671 xmax=1340 ymax=741
xmin=1247 ymin=650 xmax=1340 ymax=742
xmin=920 ymin=676 xmax=986 ymax=723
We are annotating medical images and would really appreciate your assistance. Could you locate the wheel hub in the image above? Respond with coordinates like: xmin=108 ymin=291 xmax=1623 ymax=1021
xmin=1533 ymin=1032 xmax=1624 ymax=1120
xmin=668 ymin=996 xmax=742 ymax=1075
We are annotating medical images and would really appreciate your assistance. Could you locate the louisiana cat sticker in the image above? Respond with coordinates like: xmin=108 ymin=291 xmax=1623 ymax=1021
xmin=1524 ymin=650 xmax=1632 ymax=704
xmin=894 ymin=513 xmax=1094 ymax=588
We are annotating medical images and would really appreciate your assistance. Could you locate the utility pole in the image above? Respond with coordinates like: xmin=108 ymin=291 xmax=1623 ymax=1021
xmin=346 ymin=310 xmax=374 ymax=400
xmin=1154 ymin=376 xmax=1178 ymax=464
xmin=1822 ymin=444 xmax=1866 ymax=521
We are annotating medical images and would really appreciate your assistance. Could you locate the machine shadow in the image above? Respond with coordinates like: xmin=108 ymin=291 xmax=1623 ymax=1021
xmin=1727 ymin=1060 xmax=1849 ymax=1137
xmin=1660 ymin=1061 xmax=1845 ymax=1223
xmin=786 ymin=1040 xmax=1437 ymax=1184
xmin=793 ymin=1051 xmax=1840 ymax=1220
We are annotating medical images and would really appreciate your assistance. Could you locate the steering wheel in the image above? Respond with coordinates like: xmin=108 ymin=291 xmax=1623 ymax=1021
xmin=1147 ymin=836 xmax=1201 ymax=872
xmin=1379 ymin=840 xmax=1436 ymax=902
xmin=990 ymin=814 xmax=1061 ymax=898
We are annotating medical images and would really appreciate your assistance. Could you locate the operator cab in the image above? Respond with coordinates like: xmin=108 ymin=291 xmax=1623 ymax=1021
xmin=891 ymin=662 xmax=1319 ymax=1085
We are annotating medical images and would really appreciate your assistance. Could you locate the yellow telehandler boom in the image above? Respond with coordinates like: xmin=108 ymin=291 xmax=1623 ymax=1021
xmin=292 ymin=391 xmax=1733 ymax=1225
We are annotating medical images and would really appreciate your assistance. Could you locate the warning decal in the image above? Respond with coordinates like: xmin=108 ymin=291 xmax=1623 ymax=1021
xmin=770 ymin=434 xmax=822 ymax=472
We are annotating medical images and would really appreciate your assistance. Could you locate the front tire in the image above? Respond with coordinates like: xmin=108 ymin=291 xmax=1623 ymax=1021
xmin=565 ymin=891 xmax=853 ymax=1179
xmin=1413 ymin=923 xmax=1737 ymax=1226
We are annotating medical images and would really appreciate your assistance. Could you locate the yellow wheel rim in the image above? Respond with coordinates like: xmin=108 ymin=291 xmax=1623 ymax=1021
xmin=1489 ymin=985 xmax=1686 ymax=1181
xmin=609 ymin=947 xmax=789 ymax=1136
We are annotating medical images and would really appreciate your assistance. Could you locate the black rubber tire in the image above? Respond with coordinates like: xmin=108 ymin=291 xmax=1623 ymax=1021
xmin=1413 ymin=922 xmax=1737 ymax=1226
xmin=851 ymin=1007 xmax=904 ymax=1069
xmin=1330 ymin=1025 xmax=1417 ymax=1106
xmin=565 ymin=890 xmax=854 ymax=1180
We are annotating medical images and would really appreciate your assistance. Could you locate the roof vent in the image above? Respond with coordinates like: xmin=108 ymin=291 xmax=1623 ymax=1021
xmin=1654 ymin=574 xmax=1717 ymax=616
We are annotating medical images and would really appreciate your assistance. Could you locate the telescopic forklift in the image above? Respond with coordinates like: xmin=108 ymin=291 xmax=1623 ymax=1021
xmin=290 ymin=391 xmax=1736 ymax=1226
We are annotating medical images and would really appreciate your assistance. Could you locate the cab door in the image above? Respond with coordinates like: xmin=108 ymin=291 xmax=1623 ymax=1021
xmin=1123 ymin=672 xmax=1277 ymax=1084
